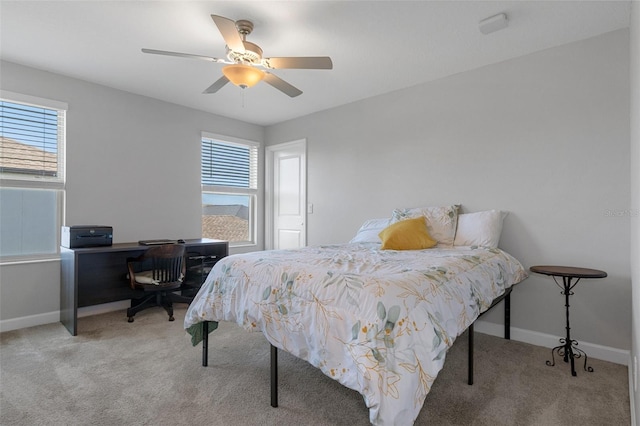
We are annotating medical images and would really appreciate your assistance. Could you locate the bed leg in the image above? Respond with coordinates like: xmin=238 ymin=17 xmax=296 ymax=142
xmin=271 ymin=344 xmax=278 ymax=408
xmin=468 ymin=322 xmax=474 ymax=385
xmin=505 ymin=293 xmax=511 ymax=340
xmin=202 ymin=321 xmax=209 ymax=367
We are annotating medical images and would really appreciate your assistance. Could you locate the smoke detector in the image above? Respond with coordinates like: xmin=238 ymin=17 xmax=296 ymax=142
xmin=479 ymin=13 xmax=508 ymax=35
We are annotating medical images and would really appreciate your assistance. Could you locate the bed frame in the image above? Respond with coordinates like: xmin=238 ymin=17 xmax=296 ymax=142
xmin=199 ymin=286 xmax=513 ymax=407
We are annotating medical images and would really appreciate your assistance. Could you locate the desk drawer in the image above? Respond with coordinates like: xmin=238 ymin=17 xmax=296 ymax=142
xmin=182 ymin=244 xmax=227 ymax=294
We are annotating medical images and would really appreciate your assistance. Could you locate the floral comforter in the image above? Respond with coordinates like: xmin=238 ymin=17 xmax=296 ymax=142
xmin=184 ymin=243 xmax=527 ymax=425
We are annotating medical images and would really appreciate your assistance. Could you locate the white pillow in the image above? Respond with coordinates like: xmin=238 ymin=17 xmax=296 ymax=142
xmin=133 ymin=270 xmax=184 ymax=285
xmin=134 ymin=270 xmax=160 ymax=285
xmin=453 ymin=210 xmax=508 ymax=248
xmin=349 ymin=218 xmax=391 ymax=243
xmin=391 ymin=205 xmax=460 ymax=247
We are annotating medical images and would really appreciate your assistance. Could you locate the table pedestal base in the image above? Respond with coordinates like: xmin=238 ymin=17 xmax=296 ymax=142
xmin=546 ymin=338 xmax=593 ymax=377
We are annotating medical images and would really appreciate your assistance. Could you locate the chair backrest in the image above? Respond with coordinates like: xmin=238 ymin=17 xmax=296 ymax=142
xmin=128 ymin=244 xmax=186 ymax=287
xmin=148 ymin=244 xmax=186 ymax=283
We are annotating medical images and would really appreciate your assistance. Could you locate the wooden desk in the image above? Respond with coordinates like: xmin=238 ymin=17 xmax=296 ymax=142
xmin=60 ymin=239 xmax=228 ymax=335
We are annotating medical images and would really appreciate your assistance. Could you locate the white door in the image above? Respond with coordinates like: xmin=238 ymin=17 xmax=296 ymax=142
xmin=266 ymin=140 xmax=306 ymax=250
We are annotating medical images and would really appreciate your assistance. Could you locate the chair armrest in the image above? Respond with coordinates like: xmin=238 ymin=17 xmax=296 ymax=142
xmin=126 ymin=253 xmax=145 ymax=262
xmin=126 ymin=260 xmax=139 ymax=289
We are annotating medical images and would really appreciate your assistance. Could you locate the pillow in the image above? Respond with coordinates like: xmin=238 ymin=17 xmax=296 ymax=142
xmin=391 ymin=205 xmax=459 ymax=247
xmin=453 ymin=210 xmax=508 ymax=248
xmin=133 ymin=270 xmax=160 ymax=285
xmin=349 ymin=218 xmax=391 ymax=243
xmin=133 ymin=270 xmax=184 ymax=285
xmin=378 ymin=217 xmax=437 ymax=250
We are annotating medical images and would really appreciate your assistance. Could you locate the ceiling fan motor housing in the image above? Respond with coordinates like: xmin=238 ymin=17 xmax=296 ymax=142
xmin=227 ymin=41 xmax=263 ymax=64
xmin=225 ymin=19 xmax=263 ymax=65
xmin=235 ymin=19 xmax=254 ymax=36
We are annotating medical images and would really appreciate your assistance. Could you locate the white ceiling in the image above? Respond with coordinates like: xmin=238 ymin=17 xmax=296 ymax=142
xmin=0 ymin=1 xmax=631 ymax=126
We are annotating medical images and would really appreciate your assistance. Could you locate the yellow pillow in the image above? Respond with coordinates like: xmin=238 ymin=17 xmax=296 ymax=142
xmin=378 ymin=217 xmax=437 ymax=250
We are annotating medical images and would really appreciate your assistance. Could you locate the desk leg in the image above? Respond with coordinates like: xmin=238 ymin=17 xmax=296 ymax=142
xmin=546 ymin=276 xmax=593 ymax=376
xmin=60 ymin=249 xmax=78 ymax=336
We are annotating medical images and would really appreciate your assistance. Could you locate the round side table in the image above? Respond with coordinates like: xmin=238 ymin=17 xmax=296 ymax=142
xmin=529 ymin=265 xmax=607 ymax=377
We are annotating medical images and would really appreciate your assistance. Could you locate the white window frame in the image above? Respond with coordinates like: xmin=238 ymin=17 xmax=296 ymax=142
xmin=0 ymin=91 xmax=67 ymax=263
xmin=201 ymin=132 xmax=260 ymax=248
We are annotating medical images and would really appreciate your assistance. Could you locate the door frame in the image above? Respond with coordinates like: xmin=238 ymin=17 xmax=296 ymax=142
xmin=265 ymin=139 xmax=307 ymax=250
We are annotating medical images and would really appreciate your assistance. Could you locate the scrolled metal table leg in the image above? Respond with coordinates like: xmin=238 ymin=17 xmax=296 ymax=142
xmin=546 ymin=338 xmax=567 ymax=368
xmin=570 ymin=340 xmax=594 ymax=373
xmin=547 ymin=275 xmax=593 ymax=375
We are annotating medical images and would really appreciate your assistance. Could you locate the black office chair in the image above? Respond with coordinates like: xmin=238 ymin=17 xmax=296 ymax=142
xmin=126 ymin=244 xmax=191 ymax=322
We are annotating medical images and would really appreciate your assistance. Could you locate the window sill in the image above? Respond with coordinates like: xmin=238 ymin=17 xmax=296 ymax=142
xmin=228 ymin=243 xmax=262 ymax=255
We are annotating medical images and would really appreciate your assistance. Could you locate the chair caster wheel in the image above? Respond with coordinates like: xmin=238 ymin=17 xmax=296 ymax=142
xmin=169 ymin=316 xmax=175 ymax=321
xmin=128 ymin=317 xmax=134 ymax=323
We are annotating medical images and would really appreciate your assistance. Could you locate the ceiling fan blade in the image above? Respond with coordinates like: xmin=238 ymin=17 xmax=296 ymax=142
xmin=262 ymin=73 xmax=303 ymax=97
xmin=211 ymin=15 xmax=245 ymax=52
xmin=263 ymin=57 xmax=333 ymax=70
xmin=202 ymin=76 xmax=230 ymax=94
xmin=141 ymin=48 xmax=226 ymax=63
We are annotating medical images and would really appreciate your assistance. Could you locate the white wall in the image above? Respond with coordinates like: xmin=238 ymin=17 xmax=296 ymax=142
xmin=0 ymin=27 xmax=633 ymax=365
xmin=629 ymin=2 xmax=639 ymax=423
xmin=266 ymin=30 xmax=631 ymax=351
xmin=0 ymin=60 xmax=264 ymax=324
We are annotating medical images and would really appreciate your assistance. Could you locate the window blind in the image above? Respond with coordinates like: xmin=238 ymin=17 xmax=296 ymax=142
xmin=201 ymin=139 xmax=258 ymax=189
xmin=0 ymin=100 xmax=65 ymax=181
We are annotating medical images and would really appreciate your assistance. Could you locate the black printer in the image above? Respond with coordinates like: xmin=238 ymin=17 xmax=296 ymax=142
xmin=61 ymin=226 xmax=113 ymax=248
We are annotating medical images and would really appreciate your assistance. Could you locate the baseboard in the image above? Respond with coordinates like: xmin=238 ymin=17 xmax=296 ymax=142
xmin=78 ymin=300 xmax=129 ymax=318
xmin=476 ymin=320 xmax=636 ymax=424
xmin=0 ymin=310 xmax=632 ymax=367
xmin=0 ymin=311 xmax=60 ymax=333
xmin=629 ymin=352 xmax=637 ymax=426
xmin=0 ymin=301 xmax=130 ymax=333
xmin=474 ymin=319 xmax=630 ymax=365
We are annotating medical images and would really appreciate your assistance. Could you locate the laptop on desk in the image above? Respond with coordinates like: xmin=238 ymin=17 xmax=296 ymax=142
xmin=138 ymin=239 xmax=178 ymax=246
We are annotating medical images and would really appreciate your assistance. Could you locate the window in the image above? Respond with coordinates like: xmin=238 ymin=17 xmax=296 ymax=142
xmin=0 ymin=91 xmax=66 ymax=260
xmin=201 ymin=134 xmax=258 ymax=246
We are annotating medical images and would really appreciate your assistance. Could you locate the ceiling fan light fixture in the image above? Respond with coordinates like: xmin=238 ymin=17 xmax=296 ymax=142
xmin=222 ymin=64 xmax=264 ymax=89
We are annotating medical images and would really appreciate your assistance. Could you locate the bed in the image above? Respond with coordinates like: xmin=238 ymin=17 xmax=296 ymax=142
xmin=184 ymin=207 xmax=528 ymax=425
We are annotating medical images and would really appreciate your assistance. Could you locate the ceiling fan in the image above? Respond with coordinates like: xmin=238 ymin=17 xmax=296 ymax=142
xmin=142 ymin=14 xmax=333 ymax=98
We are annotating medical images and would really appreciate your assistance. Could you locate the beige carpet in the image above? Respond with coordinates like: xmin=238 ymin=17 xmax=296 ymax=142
xmin=0 ymin=307 xmax=631 ymax=425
